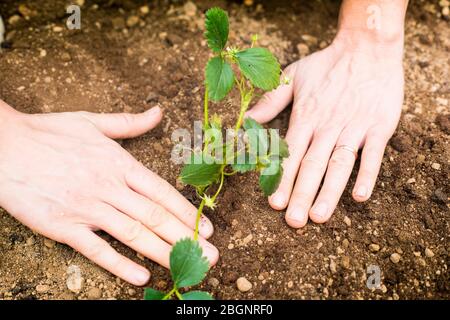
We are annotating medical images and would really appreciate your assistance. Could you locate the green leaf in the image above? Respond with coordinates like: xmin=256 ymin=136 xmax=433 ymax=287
xmin=206 ymin=57 xmax=235 ymax=102
xmin=243 ymin=117 xmax=268 ymax=157
xmin=180 ymin=153 xmax=222 ymax=187
xmin=204 ymin=7 xmax=229 ymax=53
xmin=232 ymin=151 xmax=257 ymax=173
xmin=144 ymin=288 xmax=166 ymax=300
xmin=269 ymin=129 xmax=289 ymax=158
xmin=236 ymin=48 xmax=281 ymax=91
xmin=259 ymin=158 xmax=283 ymax=196
xmin=182 ymin=291 xmax=214 ymax=300
xmin=170 ymin=238 xmax=210 ymax=288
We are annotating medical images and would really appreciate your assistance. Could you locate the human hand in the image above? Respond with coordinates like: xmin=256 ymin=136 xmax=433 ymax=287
xmin=0 ymin=101 xmax=218 ymax=285
xmin=246 ymin=35 xmax=404 ymax=228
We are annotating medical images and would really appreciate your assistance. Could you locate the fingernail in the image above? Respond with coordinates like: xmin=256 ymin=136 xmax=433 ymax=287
xmin=311 ymin=202 xmax=328 ymax=218
xmin=271 ymin=192 xmax=286 ymax=208
xmin=355 ymin=186 xmax=367 ymax=198
xmin=287 ymin=208 xmax=305 ymax=224
xmin=199 ymin=216 xmax=213 ymax=237
xmin=133 ymin=268 xmax=150 ymax=285
xmin=147 ymin=106 xmax=161 ymax=115
xmin=202 ymin=245 xmax=218 ymax=264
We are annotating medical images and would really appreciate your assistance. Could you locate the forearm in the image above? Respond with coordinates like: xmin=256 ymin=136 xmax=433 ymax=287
xmin=334 ymin=0 xmax=409 ymax=58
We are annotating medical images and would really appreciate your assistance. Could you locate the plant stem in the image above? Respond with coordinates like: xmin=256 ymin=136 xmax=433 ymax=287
xmin=211 ymin=169 xmax=225 ymax=202
xmin=204 ymin=88 xmax=209 ymax=129
xmin=162 ymin=287 xmax=176 ymax=300
xmin=175 ymin=289 xmax=184 ymax=300
xmin=194 ymin=198 xmax=206 ymax=241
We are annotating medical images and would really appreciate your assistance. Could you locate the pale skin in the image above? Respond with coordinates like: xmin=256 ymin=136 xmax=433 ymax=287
xmin=247 ymin=0 xmax=409 ymax=227
xmin=0 ymin=102 xmax=219 ymax=286
xmin=0 ymin=0 xmax=408 ymax=285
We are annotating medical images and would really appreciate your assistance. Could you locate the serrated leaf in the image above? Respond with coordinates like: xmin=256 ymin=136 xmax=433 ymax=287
xmin=144 ymin=288 xmax=165 ymax=300
xmin=206 ymin=57 xmax=235 ymax=102
xmin=182 ymin=291 xmax=214 ymax=300
xmin=232 ymin=151 xmax=257 ymax=173
xmin=170 ymin=238 xmax=210 ymax=288
xmin=204 ymin=7 xmax=229 ymax=53
xmin=180 ymin=153 xmax=222 ymax=187
xmin=259 ymin=158 xmax=283 ymax=196
xmin=243 ymin=117 xmax=268 ymax=157
xmin=269 ymin=128 xmax=289 ymax=158
xmin=236 ymin=48 xmax=281 ymax=91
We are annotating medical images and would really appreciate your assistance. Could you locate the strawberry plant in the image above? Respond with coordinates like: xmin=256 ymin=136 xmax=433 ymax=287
xmin=144 ymin=7 xmax=289 ymax=300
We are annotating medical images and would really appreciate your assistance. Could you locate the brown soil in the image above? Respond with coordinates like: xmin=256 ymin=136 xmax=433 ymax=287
xmin=0 ymin=0 xmax=449 ymax=300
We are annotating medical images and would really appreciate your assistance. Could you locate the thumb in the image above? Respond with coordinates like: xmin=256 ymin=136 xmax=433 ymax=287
xmin=80 ymin=106 xmax=163 ymax=139
xmin=245 ymin=63 xmax=296 ymax=124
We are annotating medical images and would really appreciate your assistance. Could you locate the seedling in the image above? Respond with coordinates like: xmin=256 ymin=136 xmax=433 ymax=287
xmin=144 ymin=8 xmax=289 ymax=300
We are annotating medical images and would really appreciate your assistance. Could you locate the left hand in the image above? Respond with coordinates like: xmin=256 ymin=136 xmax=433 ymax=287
xmin=246 ymin=37 xmax=404 ymax=228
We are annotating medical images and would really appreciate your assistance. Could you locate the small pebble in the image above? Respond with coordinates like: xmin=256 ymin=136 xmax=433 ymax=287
xmin=126 ymin=16 xmax=139 ymax=28
xmin=236 ymin=277 xmax=252 ymax=292
xmin=53 ymin=26 xmax=63 ymax=33
xmin=183 ymin=1 xmax=197 ymax=17
xmin=227 ymin=243 xmax=234 ymax=250
xmin=44 ymin=238 xmax=56 ymax=248
xmin=208 ymin=277 xmax=220 ymax=288
xmin=390 ymin=253 xmax=401 ymax=264
xmin=39 ymin=49 xmax=47 ymax=57
xmin=140 ymin=5 xmax=150 ymax=16
xmin=343 ymin=216 xmax=351 ymax=227
xmin=431 ymin=163 xmax=441 ymax=170
xmin=128 ymin=288 xmax=136 ymax=296
xmin=329 ymin=259 xmax=337 ymax=273
xmin=425 ymin=248 xmax=434 ymax=258
xmin=36 ymin=284 xmax=50 ymax=294
xmin=287 ymin=281 xmax=294 ymax=288
xmin=369 ymin=244 xmax=380 ymax=252
xmin=66 ymin=265 xmax=84 ymax=293
xmin=86 ymin=287 xmax=102 ymax=299
xmin=8 ymin=15 xmax=21 ymax=25
xmin=296 ymin=43 xmax=309 ymax=56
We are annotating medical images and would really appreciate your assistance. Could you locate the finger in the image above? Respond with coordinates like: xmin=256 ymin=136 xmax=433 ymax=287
xmin=79 ymin=106 xmax=163 ymax=139
xmin=125 ymin=163 xmax=214 ymax=238
xmin=245 ymin=63 xmax=297 ymax=123
xmin=268 ymin=111 xmax=314 ymax=210
xmin=66 ymin=229 xmax=150 ymax=286
xmin=107 ymin=188 xmax=219 ymax=265
xmin=92 ymin=202 xmax=173 ymax=268
xmin=352 ymin=130 xmax=389 ymax=202
xmin=286 ymin=129 xmax=340 ymax=228
xmin=309 ymin=127 xmax=364 ymax=223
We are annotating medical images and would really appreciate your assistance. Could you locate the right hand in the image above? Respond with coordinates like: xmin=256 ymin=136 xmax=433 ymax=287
xmin=0 ymin=100 xmax=219 ymax=286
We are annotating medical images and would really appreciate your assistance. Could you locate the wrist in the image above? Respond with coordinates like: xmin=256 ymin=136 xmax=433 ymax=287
xmin=332 ymin=29 xmax=404 ymax=61
xmin=334 ymin=0 xmax=407 ymax=60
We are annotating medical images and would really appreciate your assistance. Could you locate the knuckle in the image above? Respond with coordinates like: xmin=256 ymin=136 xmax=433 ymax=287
xmin=83 ymin=241 xmax=107 ymax=260
xmin=329 ymin=152 xmax=352 ymax=168
xmin=301 ymin=155 xmax=325 ymax=171
xmin=146 ymin=205 xmax=168 ymax=228
xmin=124 ymin=220 xmax=144 ymax=243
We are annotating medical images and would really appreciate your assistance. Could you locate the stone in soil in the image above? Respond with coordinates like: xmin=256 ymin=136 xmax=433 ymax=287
xmin=369 ymin=243 xmax=381 ymax=252
xmin=44 ymin=238 xmax=56 ymax=248
xmin=36 ymin=284 xmax=50 ymax=294
xmin=236 ymin=277 xmax=252 ymax=292
xmin=390 ymin=253 xmax=401 ymax=264
xmin=86 ymin=287 xmax=102 ymax=299
xmin=208 ymin=277 xmax=220 ymax=288
xmin=425 ymin=248 xmax=434 ymax=258
xmin=66 ymin=265 xmax=84 ymax=293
